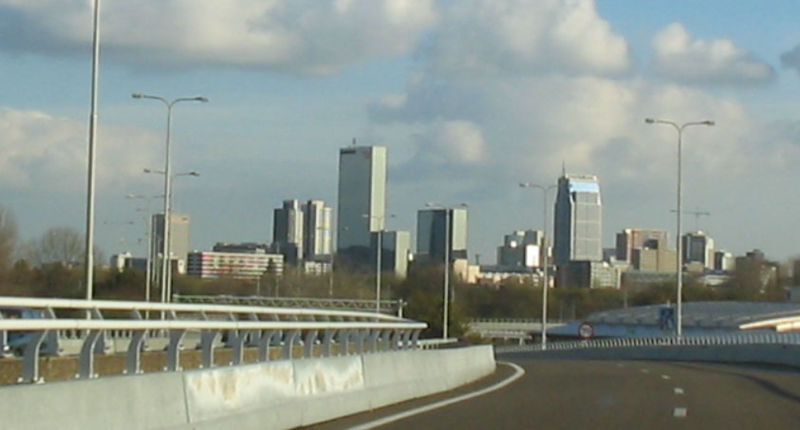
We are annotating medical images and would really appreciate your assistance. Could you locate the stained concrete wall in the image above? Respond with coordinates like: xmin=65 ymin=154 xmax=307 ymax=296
xmin=0 ymin=345 xmax=495 ymax=430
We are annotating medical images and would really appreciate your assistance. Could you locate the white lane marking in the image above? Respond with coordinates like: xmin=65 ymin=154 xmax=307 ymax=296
xmin=674 ymin=387 xmax=684 ymax=395
xmin=641 ymin=369 xmax=650 ymax=374
xmin=674 ymin=407 xmax=688 ymax=418
xmin=616 ymin=363 xmax=624 ymax=368
xmin=661 ymin=374 xmax=671 ymax=380
xmin=350 ymin=361 xmax=526 ymax=430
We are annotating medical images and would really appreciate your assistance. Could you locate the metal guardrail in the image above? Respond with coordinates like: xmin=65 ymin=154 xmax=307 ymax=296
xmin=497 ymin=332 xmax=800 ymax=354
xmin=0 ymin=296 xmax=426 ymax=384
xmin=173 ymin=294 xmax=408 ymax=317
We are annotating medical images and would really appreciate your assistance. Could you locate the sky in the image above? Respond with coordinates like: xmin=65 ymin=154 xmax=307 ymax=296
xmin=2 ymin=0 xmax=800 ymax=266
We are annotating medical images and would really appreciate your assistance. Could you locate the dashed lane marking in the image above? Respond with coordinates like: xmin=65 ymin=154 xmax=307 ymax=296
xmin=674 ymin=407 xmax=688 ymax=418
xmin=661 ymin=374 xmax=671 ymax=380
xmin=641 ymin=369 xmax=650 ymax=374
xmin=674 ymin=387 xmax=684 ymax=395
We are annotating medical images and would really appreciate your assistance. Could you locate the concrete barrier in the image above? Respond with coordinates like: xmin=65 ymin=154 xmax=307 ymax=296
xmin=0 ymin=345 xmax=496 ymax=430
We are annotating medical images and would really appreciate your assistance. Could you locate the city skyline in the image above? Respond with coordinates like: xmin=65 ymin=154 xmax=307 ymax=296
xmin=2 ymin=1 xmax=800 ymax=266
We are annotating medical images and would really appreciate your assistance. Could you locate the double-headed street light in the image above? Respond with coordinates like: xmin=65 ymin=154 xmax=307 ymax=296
xmin=519 ymin=182 xmax=557 ymax=350
xmin=143 ymin=168 xmax=199 ymax=307
xmin=133 ymin=93 xmax=207 ymax=307
xmin=426 ymin=202 xmax=467 ymax=340
xmin=645 ymin=118 xmax=714 ymax=337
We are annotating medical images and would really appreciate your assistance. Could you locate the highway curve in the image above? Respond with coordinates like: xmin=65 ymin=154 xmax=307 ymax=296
xmin=311 ymin=357 xmax=800 ymax=429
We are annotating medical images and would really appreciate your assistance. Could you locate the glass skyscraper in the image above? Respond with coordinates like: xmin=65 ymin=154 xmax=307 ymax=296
xmin=336 ymin=145 xmax=387 ymax=258
xmin=553 ymin=173 xmax=602 ymax=266
xmin=416 ymin=207 xmax=468 ymax=263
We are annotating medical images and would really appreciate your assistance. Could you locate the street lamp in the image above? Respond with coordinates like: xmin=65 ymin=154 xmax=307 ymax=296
xmin=363 ymin=213 xmax=394 ymax=314
xmin=126 ymin=193 xmax=164 ymax=319
xmin=83 ymin=0 xmax=101 ymax=307
xmin=133 ymin=92 xmax=207 ymax=307
xmin=645 ymin=117 xmax=714 ymax=337
xmin=426 ymin=202 xmax=467 ymax=340
xmin=143 ymin=168 xmax=199 ymax=306
xmin=519 ymin=182 xmax=557 ymax=349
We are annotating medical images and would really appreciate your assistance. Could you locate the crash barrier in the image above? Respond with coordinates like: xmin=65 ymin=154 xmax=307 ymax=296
xmin=0 ymin=345 xmax=496 ymax=429
xmin=0 ymin=296 xmax=426 ymax=384
xmin=173 ymin=294 xmax=408 ymax=317
xmin=497 ymin=332 xmax=800 ymax=367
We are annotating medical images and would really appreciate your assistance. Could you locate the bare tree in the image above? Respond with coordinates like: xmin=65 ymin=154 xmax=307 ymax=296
xmin=24 ymin=226 xmax=85 ymax=267
xmin=0 ymin=206 xmax=17 ymax=271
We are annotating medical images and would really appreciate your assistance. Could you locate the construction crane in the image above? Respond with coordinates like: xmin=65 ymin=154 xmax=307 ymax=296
xmin=670 ymin=208 xmax=710 ymax=231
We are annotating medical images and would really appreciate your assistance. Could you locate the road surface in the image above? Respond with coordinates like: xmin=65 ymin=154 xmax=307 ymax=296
xmin=311 ymin=357 xmax=800 ymax=429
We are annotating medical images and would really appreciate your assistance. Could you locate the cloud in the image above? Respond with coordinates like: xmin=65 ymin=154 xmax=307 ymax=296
xmin=651 ymin=23 xmax=774 ymax=85
xmin=424 ymin=0 xmax=631 ymax=77
xmin=0 ymin=107 xmax=160 ymax=192
xmin=0 ymin=0 xmax=437 ymax=74
xmin=780 ymin=45 xmax=800 ymax=74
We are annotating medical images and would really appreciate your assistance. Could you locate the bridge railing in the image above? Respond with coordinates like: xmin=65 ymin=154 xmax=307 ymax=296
xmin=0 ymin=296 xmax=426 ymax=384
xmin=498 ymin=332 xmax=800 ymax=354
xmin=173 ymin=294 xmax=408 ymax=317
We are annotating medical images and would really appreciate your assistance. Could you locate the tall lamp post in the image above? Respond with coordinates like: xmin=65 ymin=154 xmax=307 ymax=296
xmin=143 ymin=168 xmax=199 ymax=307
xmin=426 ymin=202 xmax=467 ymax=340
xmin=519 ymin=182 xmax=556 ymax=349
xmin=645 ymin=118 xmax=714 ymax=337
xmin=84 ymin=0 xmax=101 ymax=306
xmin=133 ymin=93 xmax=207 ymax=307
xmin=126 ymin=193 xmax=163 ymax=319
xmin=364 ymin=214 xmax=394 ymax=313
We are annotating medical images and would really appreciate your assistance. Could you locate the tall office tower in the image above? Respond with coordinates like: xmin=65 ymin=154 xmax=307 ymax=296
xmin=376 ymin=230 xmax=411 ymax=278
xmin=152 ymin=213 xmax=191 ymax=274
xmin=682 ymin=231 xmax=715 ymax=270
xmin=615 ymin=229 xmax=669 ymax=263
xmin=416 ymin=208 xmax=468 ymax=264
xmin=497 ymin=230 xmax=543 ymax=268
xmin=273 ymin=199 xmax=304 ymax=264
xmin=303 ymin=200 xmax=333 ymax=260
xmin=553 ymin=173 xmax=602 ymax=266
xmin=337 ymin=145 xmax=387 ymax=261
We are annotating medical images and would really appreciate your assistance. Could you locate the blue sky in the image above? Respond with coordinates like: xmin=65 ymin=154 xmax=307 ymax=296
xmin=2 ymin=0 xmax=800 ymax=265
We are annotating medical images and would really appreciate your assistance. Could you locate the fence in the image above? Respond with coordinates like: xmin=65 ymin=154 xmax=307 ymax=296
xmin=0 ymin=296 xmax=426 ymax=384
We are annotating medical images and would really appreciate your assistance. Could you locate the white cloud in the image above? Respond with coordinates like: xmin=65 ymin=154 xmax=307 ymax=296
xmin=426 ymin=0 xmax=631 ymax=77
xmin=651 ymin=23 xmax=774 ymax=85
xmin=0 ymin=0 xmax=437 ymax=74
xmin=780 ymin=44 xmax=800 ymax=74
xmin=0 ymin=107 xmax=160 ymax=192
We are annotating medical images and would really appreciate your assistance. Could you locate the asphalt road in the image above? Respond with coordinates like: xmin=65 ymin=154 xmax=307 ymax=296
xmin=311 ymin=358 xmax=800 ymax=429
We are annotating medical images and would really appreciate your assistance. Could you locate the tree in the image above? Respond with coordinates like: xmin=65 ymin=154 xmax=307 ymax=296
xmin=0 ymin=206 xmax=17 ymax=272
xmin=22 ymin=226 xmax=103 ymax=268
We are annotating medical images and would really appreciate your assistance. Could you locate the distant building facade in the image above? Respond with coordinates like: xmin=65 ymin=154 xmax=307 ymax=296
xmin=336 ymin=145 xmax=387 ymax=263
xmin=416 ymin=207 xmax=468 ymax=264
xmin=375 ymin=230 xmax=411 ymax=278
xmin=303 ymin=200 xmax=333 ymax=261
xmin=553 ymin=173 xmax=602 ymax=267
xmin=273 ymin=199 xmax=304 ymax=265
xmin=616 ymin=229 xmax=669 ymax=263
xmin=187 ymin=250 xmax=283 ymax=280
xmin=153 ymin=213 xmax=191 ymax=274
xmin=496 ymin=230 xmax=543 ymax=268
xmin=682 ymin=231 xmax=715 ymax=270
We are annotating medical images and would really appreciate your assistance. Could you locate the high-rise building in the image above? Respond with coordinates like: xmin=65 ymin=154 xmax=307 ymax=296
xmin=497 ymin=230 xmax=543 ymax=268
xmin=273 ymin=199 xmax=304 ymax=265
xmin=375 ymin=230 xmax=411 ymax=278
xmin=682 ymin=231 xmax=714 ymax=270
xmin=615 ymin=229 xmax=669 ymax=263
xmin=337 ymin=145 xmax=387 ymax=262
xmin=416 ymin=208 xmax=468 ymax=264
xmin=303 ymin=200 xmax=333 ymax=260
xmin=553 ymin=173 xmax=602 ymax=266
xmin=153 ymin=213 xmax=191 ymax=274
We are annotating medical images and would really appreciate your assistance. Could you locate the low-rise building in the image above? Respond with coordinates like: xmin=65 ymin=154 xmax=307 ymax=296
xmin=187 ymin=250 xmax=284 ymax=280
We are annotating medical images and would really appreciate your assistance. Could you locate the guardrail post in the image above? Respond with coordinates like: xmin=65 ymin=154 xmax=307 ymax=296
xmin=303 ymin=330 xmax=318 ymax=358
xmin=338 ymin=329 xmax=352 ymax=356
xmin=19 ymin=329 xmax=48 ymax=384
xmin=368 ymin=330 xmax=380 ymax=353
xmin=125 ymin=310 xmax=146 ymax=375
xmin=165 ymin=311 xmax=185 ymax=371
xmin=283 ymin=330 xmax=300 ymax=359
xmin=322 ymin=329 xmax=336 ymax=357
xmin=257 ymin=331 xmax=278 ymax=362
xmin=390 ymin=330 xmax=402 ymax=350
xmin=400 ymin=330 xmax=412 ymax=350
xmin=411 ymin=330 xmax=421 ymax=349
xmin=356 ymin=330 xmax=368 ymax=355
xmin=78 ymin=308 xmax=103 ymax=380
